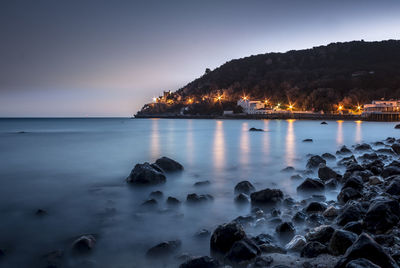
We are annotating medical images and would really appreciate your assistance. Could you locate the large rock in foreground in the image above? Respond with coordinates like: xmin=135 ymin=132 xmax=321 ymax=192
xmin=126 ymin=162 xmax=166 ymax=184
xmin=335 ymin=233 xmax=398 ymax=268
xmin=250 ymin=188 xmax=284 ymax=206
xmin=363 ymin=199 xmax=400 ymax=234
xmin=234 ymin=181 xmax=255 ymax=195
xmin=210 ymin=222 xmax=246 ymax=255
xmin=155 ymin=156 xmax=183 ymax=172
xmin=307 ymin=155 xmax=326 ymax=169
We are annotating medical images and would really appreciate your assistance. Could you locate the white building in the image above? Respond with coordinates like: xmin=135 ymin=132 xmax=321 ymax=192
xmin=363 ymin=100 xmax=400 ymax=114
xmin=237 ymin=99 xmax=269 ymax=114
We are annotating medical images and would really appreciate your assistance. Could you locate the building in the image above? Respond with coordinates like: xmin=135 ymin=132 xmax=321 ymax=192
xmin=363 ymin=100 xmax=400 ymax=114
xmin=237 ymin=99 xmax=268 ymax=114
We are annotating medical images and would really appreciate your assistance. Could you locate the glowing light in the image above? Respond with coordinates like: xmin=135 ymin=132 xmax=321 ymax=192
xmin=243 ymin=96 xmax=248 ymax=100
xmin=338 ymin=105 xmax=343 ymax=110
xmin=357 ymin=106 xmax=361 ymax=110
xmin=152 ymin=97 xmax=157 ymax=103
xmin=188 ymin=98 xmax=193 ymax=104
xmin=264 ymin=100 xmax=268 ymax=103
xmin=289 ymin=105 xmax=293 ymax=109
xmin=277 ymin=103 xmax=281 ymax=107
xmin=217 ymin=96 xmax=222 ymax=101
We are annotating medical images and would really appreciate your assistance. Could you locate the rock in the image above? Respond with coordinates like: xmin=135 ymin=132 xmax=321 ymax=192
xmin=250 ymin=188 xmax=283 ymax=206
xmin=337 ymin=202 xmax=364 ymax=226
xmin=291 ymin=174 xmax=303 ymax=180
xmin=42 ymin=250 xmax=64 ymax=268
xmin=376 ymin=148 xmax=395 ymax=155
xmin=386 ymin=178 xmax=400 ymax=195
xmin=142 ymin=198 xmax=158 ymax=207
xmin=325 ymin=179 xmax=338 ymax=189
xmin=364 ymin=199 xmax=400 ymax=234
xmin=146 ymin=240 xmax=181 ymax=257
xmin=345 ymin=258 xmax=380 ymax=268
xmin=328 ymin=229 xmax=357 ymax=256
xmin=335 ymin=233 xmax=398 ymax=268
xmin=297 ymin=178 xmax=325 ymax=193
xmin=301 ymin=241 xmax=327 ymax=258
xmin=186 ymin=193 xmax=213 ymax=203
xmin=381 ymin=166 xmax=400 ymax=178
xmin=271 ymin=208 xmax=281 ymax=217
xmin=126 ymin=162 xmax=166 ymax=185
xmin=369 ymin=176 xmax=383 ymax=185
xmin=386 ymin=137 xmax=396 ymax=144
xmin=322 ymin=153 xmax=336 ymax=160
xmin=276 ymin=222 xmax=295 ymax=240
xmin=323 ymin=206 xmax=339 ymax=218
xmin=307 ymin=155 xmax=326 ymax=169
xmin=338 ymin=155 xmax=357 ymax=167
xmin=337 ymin=146 xmax=352 ymax=155
xmin=284 ymin=197 xmax=296 ymax=207
xmin=305 ymin=225 xmax=335 ymax=244
xmin=166 ymin=196 xmax=181 ymax=206
xmin=392 ymin=143 xmax=400 ymax=154
xmin=306 ymin=213 xmax=326 ymax=227
xmin=155 ymin=156 xmax=183 ymax=172
xmin=343 ymin=177 xmax=363 ymax=190
xmin=210 ymin=222 xmax=246 ymax=255
xmin=305 ymin=202 xmax=327 ymax=214
xmin=72 ymin=235 xmax=96 ymax=253
xmin=179 ymin=256 xmax=220 ymax=268
xmin=395 ymin=124 xmax=400 ymax=129
xmin=35 ymin=209 xmax=47 ymax=216
xmin=252 ymin=256 xmax=274 ymax=267
xmin=318 ymin=165 xmax=341 ymax=181
xmin=281 ymin=166 xmax=295 ymax=172
xmin=293 ymin=211 xmax=307 ymax=223
xmin=249 ymin=127 xmax=263 ymax=132
xmin=234 ymin=181 xmax=256 ymax=195
xmin=321 ymin=122 xmax=328 ymax=125
xmin=343 ymin=221 xmax=363 ymax=235
xmin=194 ymin=229 xmax=210 ymax=238
xmin=285 ymin=235 xmax=306 ymax=251
xmin=303 ymin=139 xmax=313 ymax=142
xmin=235 ymin=193 xmax=250 ymax=204
xmin=194 ymin=180 xmax=211 ymax=187
xmin=225 ymin=238 xmax=261 ymax=263
xmin=355 ymin=143 xmax=372 ymax=151
xmin=233 ymin=215 xmax=255 ymax=226
xmin=149 ymin=190 xmax=163 ymax=199
xmin=337 ymin=187 xmax=362 ymax=204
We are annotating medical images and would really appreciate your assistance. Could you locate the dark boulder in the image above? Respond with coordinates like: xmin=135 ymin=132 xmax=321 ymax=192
xmin=364 ymin=199 xmax=400 ymax=234
xmin=235 ymin=193 xmax=250 ymax=204
xmin=234 ymin=181 xmax=256 ymax=195
xmin=146 ymin=240 xmax=181 ymax=257
xmin=343 ymin=221 xmax=363 ymax=235
xmin=381 ymin=166 xmax=400 ymax=178
xmin=328 ymin=229 xmax=357 ymax=256
xmin=322 ymin=153 xmax=336 ymax=160
xmin=250 ymin=188 xmax=283 ymax=206
xmin=355 ymin=143 xmax=372 ymax=151
xmin=301 ymin=241 xmax=328 ymax=258
xmin=305 ymin=225 xmax=335 ymax=244
xmin=386 ymin=178 xmax=400 ymax=195
xmin=392 ymin=143 xmax=400 ymax=154
xmin=335 ymin=233 xmax=398 ymax=268
xmin=395 ymin=124 xmax=400 ymax=129
xmin=252 ymin=256 xmax=273 ymax=267
xmin=338 ymin=155 xmax=357 ymax=167
xmin=126 ymin=162 xmax=166 ymax=185
xmin=141 ymin=198 xmax=158 ymax=207
xmin=179 ymin=256 xmax=220 ymax=268
xmin=276 ymin=222 xmax=295 ymax=237
xmin=293 ymin=211 xmax=307 ymax=223
xmin=290 ymin=174 xmax=303 ymax=180
xmin=326 ymin=179 xmax=338 ymax=189
xmin=155 ymin=156 xmax=183 ymax=172
xmin=149 ymin=190 xmax=163 ymax=199
xmin=318 ymin=165 xmax=341 ymax=181
xmin=281 ymin=166 xmax=295 ymax=172
xmin=297 ymin=178 xmax=325 ymax=193
xmin=194 ymin=180 xmax=211 ymax=187
xmin=345 ymin=258 xmax=380 ymax=268
xmin=337 ymin=202 xmax=364 ymax=226
xmin=225 ymin=238 xmax=261 ymax=263
xmin=307 ymin=155 xmax=326 ymax=169
xmin=303 ymin=139 xmax=313 ymax=142
xmin=337 ymin=187 xmax=362 ymax=204
xmin=249 ymin=127 xmax=263 ymax=132
xmin=166 ymin=196 xmax=181 ymax=206
xmin=337 ymin=146 xmax=352 ymax=155
xmin=210 ymin=222 xmax=246 ymax=255
xmin=343 ymin=176 xmax=363 ymax=190
xmin=186 ymin=193 xmax=213 ymax=203
xmin=72 ymin=235 xmax=96 ymax=253
xmin=306 ymin=213 xmax=326 ymax=227
xmin=321 ymin=121 xmax=328 ymax=125
xmin=305 ymin=202 xmax=327 ymax=214
xmin=386 ymin=137 xmax=396 ymax=143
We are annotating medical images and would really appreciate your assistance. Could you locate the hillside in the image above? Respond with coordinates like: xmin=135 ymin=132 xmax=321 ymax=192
xmin=138 ymin=40 xmax=400 ymax=115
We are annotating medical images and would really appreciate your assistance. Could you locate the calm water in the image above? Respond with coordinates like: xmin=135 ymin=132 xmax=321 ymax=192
xmin=0 ymin=118 xmax=398 ymax=267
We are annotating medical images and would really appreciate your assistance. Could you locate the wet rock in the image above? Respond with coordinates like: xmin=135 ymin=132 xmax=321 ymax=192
xmin=376 ymin=148 xmax=395 ymax=155
xmin=343 ymin=176 xmax=363 ymax=190
xmin=179 ymin=256 xmax=220 ymax=268
xmin=234 ymin=181 xmax=256 ymax=195
xmin=355 ymin=143 xmax=372 ymax=151
xmin=303 ymin=139 xmax=313 ymax=142
xmin=337 ymin=202 xmax=364 ymax=226
xmin=126 ymin=162 xmax=166 ymax=185
xmin=322 ymin=153 xmax=336 ymax=160
xmin=293 ymin=211 xmax=307 ymax=223
xmin=285 ymin=235 xmax=306 ymax=251
xmin=251 ymin=233 xmax=275 ymax=246
xmin=337 ymin=187 xmax=362 ymax=204
xmin=259 ymin=243 xmax=287 ymax=254
xmin=146 ymin=240 xmax=181 ymax=257
xmin=301 ymin=241 xmax=327 ymax=258
xmin=338 ymin=155 xmax=357 ymax=167
xmin=194 ymin=180 xmax=211 ymax=187
xmin=321 ymin=121 xmax=328 ymax=125
xmin=307 ymin=155 xmax=326 ymax=169
xmin=252 ymin=256 xmax=273 ymax=267
xmin=328 ymin=229 xmax=357 ymax=256
xmin=210 ymin=222 xmax=246 ymax=255
xmin=305 ymin=225 xmax=335 ymax=244
xmin=284 ymin=197 xmax=296 ymax=207
xmin=392 ymin=143 xmax=400 ymax=154
xmin=343 ymin=221 xmax=363 ymax=235
xmin=276 ymin=222 xmax=295 ymax=240
xmin=291 ymin=174 xmax=303 ymax=180
xmin=335 ymin=233 xmax=397 ymax=268
xmin=306 ymin=213 xmax=326 ymax=227
xmin=386 ymin=137 xmax=396 ymax=144
xmin=364 ymin=199 xmax=400 ymax=234
xmin=369 ymin=176 xmax=383 ymax=185
xmin=186 ymin=193 xmax=213 ymax=203
xmin=142 ymin=198 xmax=158 ymax=207
xmin=225 ymin=238 xmax=261 ymax=263
xmin=395 ymin=124 xmax=400 ymax=129
xmin=233 ymin=215 xmax=255 ymax=226
xmin=235 ymin=193 xmax=250 ymax=204
xmin=271 ymin=208 xmax=281 ymax=217
xmin=250 ymin=188 xmax=283 ymax=206
xmin=194 ymin=229 xmax=210 ymax=238
xmin=318 ymin=165 xmax=341 ymax=181
xmin=155 ymin=156 xmax=183 ymax=172
xmin=166 ymin=196 xmax=181 ymax=206
xmin=281 ymin=166 xmax=295 ymax=172
xmin=325 ymin=178 xmax=338 ymax=189
xmin=386 ymin=178 xmax=400 ymax=195
xmin=345 ymin=258 xmax=380 ymax=268
xmin=381 ymin=166 xmax=400 ymax=178
xmin=72 ymin=235 xmax=96 ymax=253
xmin=337 ymin=146 xmax=352 ymax=155
xmin=149 ymin=190 xmax=163 ymax=199
xmin=297 ymin=178 xmax=325 ymax=193
xmin=305 ymin=202 xmax=327 ymax=214
xmin=323 ymin=206 xmax=339 ymax=218
xmin=249 ymin=127 xmax=263 ymax=132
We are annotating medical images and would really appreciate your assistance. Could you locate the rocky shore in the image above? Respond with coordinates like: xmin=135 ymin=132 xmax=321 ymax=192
xmin=126 ymin=138 xmax=400 ymax=268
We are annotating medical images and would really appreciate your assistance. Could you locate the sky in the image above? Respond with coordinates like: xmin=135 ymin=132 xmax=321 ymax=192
xmin=0 ymin=0 xmax=399 ymax=117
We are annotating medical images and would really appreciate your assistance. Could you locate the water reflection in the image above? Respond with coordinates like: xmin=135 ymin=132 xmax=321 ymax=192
xmin=285 ymin=119 xmax=296 ymax=167
xmin=213 ymin=120 xmax=225 ymax=171
xmin=240 ymin=122 xmax=250 ymax=165
xmin=262 ymin=120 xmax=270 ymax=162
xmin=336 ymin=120 xmax=343 ymax=145
xmin=186 ymin=120 xmax=194 ymax=165
xmin=150 ymin=119 xmax=160 ymax=160
xmin=355 ymin=120 xmax=362 ymax=143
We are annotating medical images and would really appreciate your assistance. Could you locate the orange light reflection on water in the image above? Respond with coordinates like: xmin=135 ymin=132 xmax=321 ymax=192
xmin=285 ymin=119 xmax=296 ymax=167
xmin=213 ymin=120 xmax=225 ymax=171
xmin=240 ymin=122 xmax=250 ymax=165
xmin=336 ymin=120 xmax=343 ymax=145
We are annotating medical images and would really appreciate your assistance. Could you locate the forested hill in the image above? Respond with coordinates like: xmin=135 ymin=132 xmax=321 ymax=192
xmin=175 ymin=40 xmax=400 ymax=111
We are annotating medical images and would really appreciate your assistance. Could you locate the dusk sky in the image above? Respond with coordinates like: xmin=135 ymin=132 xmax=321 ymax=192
xmin=0 ymin=0 xmax=399 ymax=117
